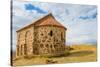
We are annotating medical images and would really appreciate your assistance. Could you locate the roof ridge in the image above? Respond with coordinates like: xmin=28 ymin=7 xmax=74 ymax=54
xmin=16 ymin=12 xmax=66 ymax=32
xmin=16 ymin=13 xmax=52 ymax=32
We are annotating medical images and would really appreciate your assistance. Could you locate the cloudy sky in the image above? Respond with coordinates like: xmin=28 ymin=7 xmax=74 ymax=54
xmin=12 ymin=0 xmax=97 ymax=51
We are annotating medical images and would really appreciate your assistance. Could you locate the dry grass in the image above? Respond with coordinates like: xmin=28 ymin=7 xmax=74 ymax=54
xmin=12 ymin=44 xmax=97 ymax=66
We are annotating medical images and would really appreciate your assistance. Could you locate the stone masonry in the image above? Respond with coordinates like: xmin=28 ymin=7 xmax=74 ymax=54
xmin=16 ymin=13 xmax=67 ymax=58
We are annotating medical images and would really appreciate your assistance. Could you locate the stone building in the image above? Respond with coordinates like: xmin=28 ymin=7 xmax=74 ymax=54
xmin=16 ymin=13 xmax=67 ymax=58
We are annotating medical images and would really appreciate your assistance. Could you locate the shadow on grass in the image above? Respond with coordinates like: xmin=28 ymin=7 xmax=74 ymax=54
xmin=69 ymin=50 xmax=94 ymax=57
xmin=13 ymin=50 xmax=94 ymax=60
xmin=49 ymin=50 xmax=94 ymax=58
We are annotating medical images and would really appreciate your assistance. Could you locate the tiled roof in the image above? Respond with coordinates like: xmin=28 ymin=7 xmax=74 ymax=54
xmin=35 ymin=14 xmax=65 ymax=28
xmin=17 ymin=13 xmax=66 ymax=32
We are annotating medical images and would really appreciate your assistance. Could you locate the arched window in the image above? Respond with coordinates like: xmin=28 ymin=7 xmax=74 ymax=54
xmin=49 ymin=30 xmax=53 ymax=36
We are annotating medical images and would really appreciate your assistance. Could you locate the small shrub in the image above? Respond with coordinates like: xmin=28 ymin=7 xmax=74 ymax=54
xmin=66 ymin=46 xmax=74 ymax=51
xmin=45 ymin=59 xmax=58 ymax=64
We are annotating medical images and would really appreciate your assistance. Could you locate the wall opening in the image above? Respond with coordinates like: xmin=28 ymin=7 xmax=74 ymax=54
xmin=17 ymin=45 xmax=19 ymax=56
xmin=49 ymin=30 xmax=53 ymax=36
xmin=21 ymin=45 xmax=23 ymax=55
xmin=24 ymin=44 xmax=27 ymax=55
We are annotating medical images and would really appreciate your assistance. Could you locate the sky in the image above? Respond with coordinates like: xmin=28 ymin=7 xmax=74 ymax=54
xmin=12 ymin=0 xmax=97 ymax=51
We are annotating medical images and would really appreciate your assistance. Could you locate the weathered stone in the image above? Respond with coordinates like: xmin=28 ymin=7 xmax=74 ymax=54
xmin=16 ymin=13 xmax=67 ymax=58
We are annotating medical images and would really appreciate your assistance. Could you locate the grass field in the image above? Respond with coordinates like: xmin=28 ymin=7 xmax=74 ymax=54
xmin=12 ymin=44 xmax=97 ymax=66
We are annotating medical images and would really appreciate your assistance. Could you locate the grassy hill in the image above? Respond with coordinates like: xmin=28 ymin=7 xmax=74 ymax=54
xmin=12 ymin=44 xmax=97 ymax=66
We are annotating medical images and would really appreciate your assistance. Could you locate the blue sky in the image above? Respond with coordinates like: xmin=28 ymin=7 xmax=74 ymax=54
xmin=12 ymin=0 xmax=97 ymax=51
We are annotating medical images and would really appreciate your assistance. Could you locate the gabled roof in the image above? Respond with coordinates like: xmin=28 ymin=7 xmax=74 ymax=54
xmin=16 ymin=13 xmax=66 ymax=32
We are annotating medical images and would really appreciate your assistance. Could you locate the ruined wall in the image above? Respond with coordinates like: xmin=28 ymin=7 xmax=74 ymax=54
xmin=16 ymin=26 xmax=34 ymax=58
